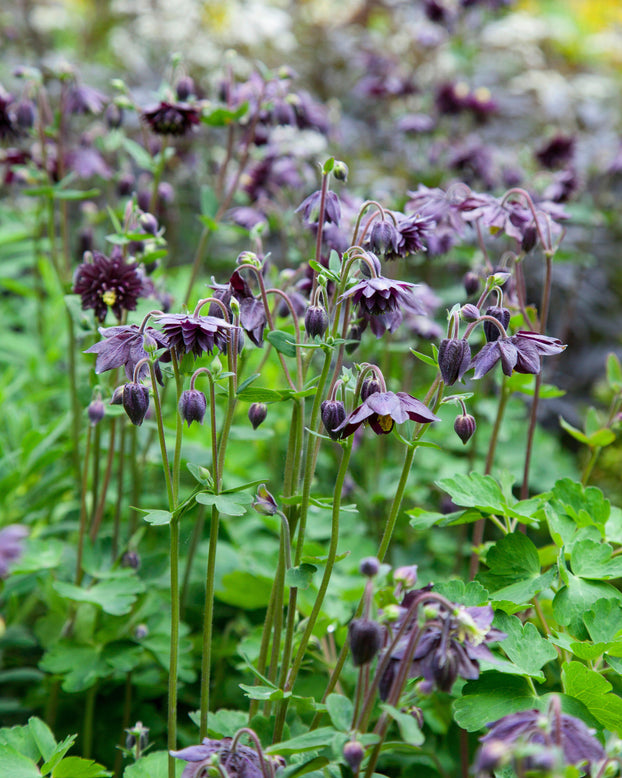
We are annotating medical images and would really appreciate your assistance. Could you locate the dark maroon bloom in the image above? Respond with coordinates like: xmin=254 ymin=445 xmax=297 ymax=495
xmin=175 ymin=76 xmax=196 ymax=101
xmin=210 ymin=271 xmax=266 ymax=348
xmin=438 ymin=338 xmax=471 ymax=385
xmin=334 ymin=391 xmax=439 ymax=438
xmin=0 ymin=525 xmax=28 ymax=577
xmin=155 ymin=313 xmax=237 ymax=358
xmin=464 ymin=87 xmax=498 ymax=121
xmin=449 ymin=142 xmax=495 ymax=189
xmin=296 ymin=189 xmax=341 ymax=226
xmin=395 ymin=212 xmax=436 ymax=257
xmin=460 ymin=193 xmax=532 ymax=242
xmin=510 ymin=331 xmax=566 ymax=374
xmin=535 ymin=133 xmax=575 ymax=170
xmin=142 ymin=100 xmax=201 ymax=136
xmin=122 ymin=383 xmax=150 ymax=426
xmin=304 ymin=305 xmax=328 ymax=338
xmin=65 ymin=141 xmax=112 ymax=180
xmin=171 ymin=737 xmax=264 ymax=778
xmin=179 ymin=389 xmax=207 ymax=426
xmin=360 ymin=376 xmax=382 ymax=401
xmin=543 ymin=167 xmax=579 ymax=203
xmin=73 ymin=250 xmax=144 ymax=323
xmin=470 ymin=339 xmax=518 ymax=379
xmin=349 ymin=618 xmax=384 ymax=666
xmin=474 ymin=703 xmax=605 ymax=776
xmin=368 ymin=219 xmax=402 ymax=258
xmin=85 ymin=324 xmax=169 ymax=381
xmin=66 ymin=83 xmax=107 ymax=115
xmin=435 ymin=81 xmax=469 ymax=115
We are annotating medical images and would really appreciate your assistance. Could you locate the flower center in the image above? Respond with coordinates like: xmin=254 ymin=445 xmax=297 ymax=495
xmin=102 ymin=290 xmax=117 ymax=307
xmin=377 ymin=414 xmax=394 ymax=433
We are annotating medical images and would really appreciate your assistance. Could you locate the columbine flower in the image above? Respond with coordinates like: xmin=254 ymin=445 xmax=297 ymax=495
xmin=296 ymin=189 xmax=341 ymax=226
xmin=73 ymin=250 xmax=144 ymax=323
xmin=535 ymin=133 xmax=575 ymax=170
xmin=438 ymin=338 xmax=471 ymax=385
xmin=171 ymin=737 xmax=264 ymax=778
xmin=155 ymin=313 xmax=237 ymax=358
xmin=85 ymin=324 xmax=169 ymax=381
xmin=474 ymin=701 xmax=605 ymax=777
xmin=0 ymin=525 xmax=28 ymax=577
xmin=338 ymin=276 xmax=420 ymax=338
xmin=334 ymin=391 xmax=439 ymax=438
xmin=471 ymin=332 xmax=566 ymax=379
xmin=380 ymin=600 xmax=505 ymax=698
xmin=141 ymin=100 xmax=201 ymax=136
xmin=210 ymin=271 xmax=266 ymax=348
xmin=121 ymin=382 xmax=150 ymax=426
xmin=66 ymin=83 xmax=107 ymax=115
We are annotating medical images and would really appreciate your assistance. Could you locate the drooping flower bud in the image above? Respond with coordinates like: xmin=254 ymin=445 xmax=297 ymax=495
xmin=460 ymin=303 xmax=480 ymax=322
xmin=348 ymin=618 xmax=384 ymax=666
xmin=321 ymin=400 xmax=346 ymax=440
xmin=175 ymin=75 xmax=196 ymax=101
xmin=248 ymin=402 xmax=268 ymax=429
xmin=394 ymin=564 xmax=418 ymax=588
xmin=463 ymin=271 xmax=479 ymax=296
xmin=360 ymin=376 xmax=382 ymax=401
xmin=305 ymin=305 xmax=329 ymax=339
xmin=483 ymin=306 xmax=510 ymax=342
xmin=15 ymin=99 xmax=35 ymax=129
xmin=438 ymin=338 xmax=471 ymax=385
xmin=87 ymin=398 xmax=106 ymax=426
xmin=122 ymin=383 xmax=150 ymax=426
xmin=179 ymin=389 xmax=207 ymax=426
xmin=122 ymin=551 xmax=141 ymax=569
xmin=139 ymin=212 xmax=158 ymax=236
xmin=110 ymin=385 xmax=125 ymax=405
xmin=359 ymin=556 xmax=380 ymax=578
xmin=343 ymin=741 xmax=365 ymax=773
xmin=332 ymin=160 xmax=349 ymax=182
xmin=253 ymin=484 xmax=279 ymax=516
xmin=454 ymin=413 xmax=477 ymax=445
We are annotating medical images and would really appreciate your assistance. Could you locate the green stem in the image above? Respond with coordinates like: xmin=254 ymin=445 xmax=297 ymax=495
xmin=199 ymin=505 xmax=219 ymax=738
xmin=82 ymin=683 xmax=97 ymax=758
xmin=89 ymin=418 xmax=117 ymax=542
xmin=273 ymin=438 xmax=353 ymax=742
xmin=76 ymin=425 xmax=92 ymax=586
xmin=168 ymin=514 xmax=180 ymax=778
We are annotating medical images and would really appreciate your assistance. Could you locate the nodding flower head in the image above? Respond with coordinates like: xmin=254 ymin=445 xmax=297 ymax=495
xmin=438 ymin=338 xmax=471 ymax=385
xmin=171 ymin=737 xmax=266 ymax=778
xmin=178 ymin=389 xmax=207 ymax=426
xmin=338 ymin=276 xmax=419 ymax=339
xmin=155 ymin=313 xmax=238 ymax=358
xmin=121 ymin=383 xmax=150 ymax=426
xmin=141 ymin=100 xmax=201 ymax=136
xmin=334 ymin=391 xmax=439 ymax=438
xmin=85 ymin=324 xmax=169 ymax=382
xmin=296 ymin=189 xmax=341 ymax=226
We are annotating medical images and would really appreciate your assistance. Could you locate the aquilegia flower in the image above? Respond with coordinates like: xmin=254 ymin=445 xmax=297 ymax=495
xmin=85 ymin=324 xmax=169 ymax=381
xmin=0 ymin=525 xmax=28 ymax=577
xmin=171 ymin=737 xmax=264 ymax=778
xmin=73 ymin=250 xmax=145 ymax=323
xmin=334 ymin=391 xmax=439 ymax=438
xmin=155 ymin=312 xmax=238 ymax=358
xmin=339 ymin=275 xmax=420 ymax=333
xmin=474 ymin=699 xmax=605 ymax=777
xmin=470 ymin=332 xmax=566 ymax=379
xmin=141 ymin=100 xmax=201 ymax=136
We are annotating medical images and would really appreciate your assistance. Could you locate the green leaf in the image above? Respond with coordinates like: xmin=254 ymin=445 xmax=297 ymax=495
xmin=284 ymin=564 xmax=317 ymax=590
xmin=201 ymin=102 xmax=248 ymax=126
xmin=188 ymin=709 xmax=247 ymax=739
xmin=562 ymin=661 xmax=622 ymax=734
xmin=266 ymin=727 xmax=336 ymax=756
xmin=51 ymin=756 xmax=111 ymax=777
xmin=0 ymin=745 xmax=41 ymax=778
xmin=558 ymin=416 xmax=590 ymax=445
xmin=571 ymin=539 xmax=622 ymax=579
xmin=0 ymin=723 xmax=39 ymax=762
xmin=39 ymin=643 xmax=107 ymax=693
xmin=607 ymin=352 xmax=622 ymax=391
xmin=583 ymin=598 xmax=622 ymax=643
xmin=409 ymin=349 xmax=437 ymax=368
xmin=53 ymin=573 xmax=145 ymax=616
xmin=553 ymin=575 xmax=622 ymax=639
xmin=266 ymin=330 xmax=297 ymax=357
xmin=216 ymin=571 xmax=273 ymax=609
xmin=200 ymin=185 xmax=218 ymax=219
xmin=123 ymin=751 xmax=184 ymax=777
xmin=195 ymin=492 xmax=251 ymax=517
xmin=587 ymin=429 xmax=616 ymax=447
xmin=453 ymin=673 xmax=536 ymax=731
xmin=236 ymin=387 xmax=283 ymax=402
xmin=239 ymin=684 xmax=289 ymax=701
xmin=121 ymin=138 xmax=155 ymax=172
xmin=437 ymin=473 xmax=538 ymax=522
xmin=325 ymin=694 xmax=353 ymax=732
xmin=550 ymin=479 xmax=610 ymax=527
xmin=494 ymin=613 xmax=557 ymax=680
xmin=480 ymin=532 xmax=555 ymax=606
xmin=28 ymin=717 xmax=57 ymax=762
xmin=434 ymin=580 xmax=489 ymax=606
xmin=379 ymin=704 xmax=424 ymax=746
xmin=141 ymin=509 xmax=173 ymax=526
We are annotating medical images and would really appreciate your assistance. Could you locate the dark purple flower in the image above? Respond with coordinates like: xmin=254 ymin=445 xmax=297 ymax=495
xmin=66 ymin=83 xmax=107 ymax=115
xmin=0 ymin=525 xmax=28 ymax=577
xmin=475 ymin=702 xmax=605 ymax=776
xmin=179 ymin=389 xmax=207 ymax=426
xmin=65 ymin=142 xmax=112 ymax=180
xmin=122 ymin=382 xmax=150 ymax=426
xmin=543 ymin=167 xmax=579 ymax=203
xmin=321 ymin=400 xmax=346 ymax=440
xmin=510 ymin=331 xmax=566 ymax=374
xmin=73 ymin=250 xmax=145 ymax=323
xmin=0 ymin=91 xmax=17 ymax=141
xmin=210 ymin=270 xmax=266 ymax=347
xmin=449 ymin=142 xmax=495 ymax=190
xmin=304 ymin=305 xmax=328 ymax=338
xmin=296 ymin=189 xmax=341 ymax=226
xmin=339 ymin=275 xmax=419 ymax=320
xmin=460 ymin=194 xmax=531 ymax=242
xmin=155 ymin=313 xmax=237 ymax=358
xmin=141 ymin=101 xmax=201 ymax=136
xmin=349 ymin=618 xmax=385 ymax=666
xmin=464 ymin=86 xmax=498 ymax=121
xmin=438 ymin=338 xmax=471 ymax=385
xmin=334 ymin=391 xmax=439 ymax=438
xmin=454 ymin=413 xmax=476 ymax=444
xmin=483 ymin=306 xmax=510 ymax=342
xmin=171 ymin=737 xmax=264 ymax=778
xmin=435 ymin=81 xmax=470 ymax=115
xmin=470 ymin=339 xmax=518 ymax=379
xmin=535 ymin=133 xmax=575 ymax=170
xmin=248 ymin=402 xmax=268 ymax=429
xmin=85 ymin=324 xmax=169 ymax=381
xmin=368 ymin=219 xmax=402 ymax=258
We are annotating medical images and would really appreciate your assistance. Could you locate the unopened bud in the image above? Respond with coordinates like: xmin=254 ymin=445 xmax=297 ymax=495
xmin=248 ymin=402 xmax=268 ymax=429
xmin=360 ymin=376 xmax=382 ymax=401
xmin=437 ymin=338 xmax=471 ymax=386
xmin=460 ymin=303 xmax=480 ymax=322
xmin=175 ymin=75 xmax=195 ymax=101
xmin=178 ymin=389 xmax=207 ymax=426
xmin=88 ymin=398 xmax=106 ymax=425
xmin=253 ymin=484 xmax=279 ymax=516
xmin=463 ymin=271 xmax=479 ymax=296
xmin=394 ymin=564 xmax=418 ymax=588
xmin=359 ymin=556 xmax=380 ymax=577
xmin=333 ymin=160 xmax=349 ymax=182
xmin=122 ymin=551 xmax=141 ymax=569
xmin=122 ymin=383 xmax=150 ymax=426
xmin=305 ymin=305 xmax=329 ymax=339
xmin=321 ymin=400 xmax=346 ymax=440
xmin=110 ymin=386 xmax=125 ymax=405
xmin=348 ymin=618 xmax=384 ymax=666
xmin=343 ymin=741 xmax=364 ymax=772
xmin=483 ymin=306 xmax=510 ymax=342
xmin=139 ymin=212 xmax=158 ymax=236
xmin=454 ymin=413 xmax=476 ymax=445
